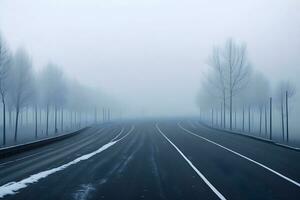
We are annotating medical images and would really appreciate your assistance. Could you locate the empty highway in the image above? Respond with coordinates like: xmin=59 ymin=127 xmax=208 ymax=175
xmin=0 ymin=120 xmax=299 ymax=200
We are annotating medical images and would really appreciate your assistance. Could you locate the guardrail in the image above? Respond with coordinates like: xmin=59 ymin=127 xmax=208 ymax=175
xmin=0 ymin=127 xmax=89 ymax=159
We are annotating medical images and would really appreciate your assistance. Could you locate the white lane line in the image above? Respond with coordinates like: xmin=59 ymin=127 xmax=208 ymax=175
xmin=0 ymin=125 xmax=135 ymax=198
xmin=178 ymin=123 xmax=300 ymax=188
xmin=156 ymin=124 xmax=226 ymax=200
xmin=110 ymin=127 xmax=124 ymax=142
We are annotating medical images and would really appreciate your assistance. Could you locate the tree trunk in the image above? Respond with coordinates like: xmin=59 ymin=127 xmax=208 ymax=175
xmin=54 ymin=105 xmax=57 ymax=133
xmin=39 ymin=108 xmax=42 ymax=129
xmin=229 ymin=61 xmax=233 ymax=130
xmin=265 ymin=105 xmax=268 ymax=136
xmin=270 ymin=98 xmax=273 ymax=140
xmin=103 ymin=108 xmax=106 ymax=122
xmin=242 ymin=106 xmax=245 ymax=132
xmin=79 ymin=112 xmax=81 ymax=128
xmin=2 ymin=98 xmax=6 ymax=146
xmin=9 ymin=108 xmax=12 ymax=129
xmin=20 ymin=112 xmax=23 ymax=127
xmin=26 ymin=107 xmax=28 ymax=126
xmin=259 ymin=107 xmax=262 ymax=136
xmin=35 ymin=104 xmax=38 ymax=139
xmin=70 ymin=111 xmax=73 ymax=129
xmin=95 ymin=107 xmax=98 ymax=123
xmin=234 ymin=111 xmax=237 ymax=129
xmin=230 ymin=92 xmax=232 ymax=130
xmin=286 ymin=91 xmax=289 ymax=143
xmin=223 ymin=96 xmax=226 ymax=128
xmin=61 ymin=108 xmax=64 ymax=132
xmin=220 ymin=103 xmax=223 ymax=127
xmin=46 ymin=104 xmax=49 ymax=136
xmin=211 ymin=108 xmax=214 ymax=127
xmin=75 ymin=112 xmax=77 ymax=128
xmin=281 ymin=95 xmax=285 ymax=142
xmin=14 ymin=107 xmax=20 ymax=143
xmin=248 ymin=106 xmax=251 ymax=133
xmin=85 ymin=112 xmax=87 ymax=126
xmin=216 ymin=110 xmax=219 ymax=127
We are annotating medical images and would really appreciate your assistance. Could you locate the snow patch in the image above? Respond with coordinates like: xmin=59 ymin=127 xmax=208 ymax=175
xmin=73 ymin=184 xmax=95 ymax=200
xmin=99 ymin=178 xmax=107 ymax=185
xmin=0 ymin=141 xmax=116 ymax=198
xmin=0 ymin=125 xmax=135 ymax=198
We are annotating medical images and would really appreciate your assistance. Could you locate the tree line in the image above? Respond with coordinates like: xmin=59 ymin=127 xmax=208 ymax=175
xmin=0 ymin=35 xmax=114 ymax=146
xmin=197 ymin=38 xmax=296 ymax=143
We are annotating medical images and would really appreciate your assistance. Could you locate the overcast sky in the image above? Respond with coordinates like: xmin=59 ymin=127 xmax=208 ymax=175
xmin=0 ymin=0 xmax=299 ymax=117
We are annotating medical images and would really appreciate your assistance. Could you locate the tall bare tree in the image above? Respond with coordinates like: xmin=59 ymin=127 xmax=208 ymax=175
xmin=0 ymin=35 xmax=11 ymax=145
xmin=250 ymin=72 xmax=270 ymax=135
xmin=276 ymin=81 xmax=295 ymax=142
xmin=206 ymin=39 xmax=251 ymax=130
xmin=276 ymin=81 xmax=296 ymax=142
xmin=207 ymin=47 xmax=227 ymax=128
xmin=40 ymin=63 xmax=67 ymax=135
xmin=223 ymin=39 xmax=251 ymax=130
xmin=276 ymin=82 xmax=285 ymax=141
xmin=285 ymin=86 xmax=295 ymax=142
xmin=10 ymin=48 xmax=34 ymax=142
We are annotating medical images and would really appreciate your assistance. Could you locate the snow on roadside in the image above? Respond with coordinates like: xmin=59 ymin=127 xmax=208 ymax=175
xmin=0 ymin=125 xmax=135 ymax=198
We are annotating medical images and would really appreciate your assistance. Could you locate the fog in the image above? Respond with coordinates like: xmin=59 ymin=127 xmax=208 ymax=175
xmin=0 ymin=0 xmax=299 ymax=119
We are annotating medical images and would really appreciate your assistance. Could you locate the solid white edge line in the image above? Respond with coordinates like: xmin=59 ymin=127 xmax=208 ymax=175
xmin=156 ymin=123 xmax=226 ymax=200
xmin=0 ymin=125 xmax=135 ymax=198
xmin=178 ymin=122 xmax=300 ymax=188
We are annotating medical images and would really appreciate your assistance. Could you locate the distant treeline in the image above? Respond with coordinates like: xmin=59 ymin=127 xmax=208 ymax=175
xmin=0 ymin=35 xmax=115 ymax=146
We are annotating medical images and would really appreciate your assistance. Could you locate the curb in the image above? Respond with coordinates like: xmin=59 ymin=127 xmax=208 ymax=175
xmin=198 ymin=122 xmax=300 ymax=152
xmin=0 ymin=127 xmax=89 ymax=159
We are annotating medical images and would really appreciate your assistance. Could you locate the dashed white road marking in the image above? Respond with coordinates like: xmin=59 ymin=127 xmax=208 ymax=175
xmin=0 ymin=125 xmax=135 ymax=198
xmin=156 ymin=124 xmax=226 ymax=200
xmin=178 ymin=122 xmax=300 ymax=188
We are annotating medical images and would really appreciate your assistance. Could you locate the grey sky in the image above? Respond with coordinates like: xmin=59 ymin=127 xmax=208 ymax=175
xmin=0 ymin=0 xmax=299 ymax=117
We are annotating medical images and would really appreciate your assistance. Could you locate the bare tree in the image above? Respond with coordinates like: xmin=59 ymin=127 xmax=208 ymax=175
xmin=206 ymin=39 xmax=251 ymax=130
xmin=285 ymin=82 xmax=295 ymax=142
xmin=276 ymin=81 xmax=296 ymax=142
xmin=0 ymin=35 xmax=11 ymax=145
xmin=31 ymin=74 xmax=39 ymax=139
xmin=222 ymin=39 xmax=252 ymax=130
xmin=207 ymin=47 xmax=227 ymax=128
xmin=9 ymin=48 xmax=34 ymax=142
xmin=40 ymin=63 xmax=67 ymax=135
xmin=251 ymin=72 xmax=270 ymax=135
xmin=276 ymin=82 xmax=285 ymax=141
xmin=196 ymin=83 xmax=219 ymax=126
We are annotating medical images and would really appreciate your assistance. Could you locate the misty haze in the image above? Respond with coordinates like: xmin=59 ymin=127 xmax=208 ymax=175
xmin=0 ymin=0 xmax=299 ymax=200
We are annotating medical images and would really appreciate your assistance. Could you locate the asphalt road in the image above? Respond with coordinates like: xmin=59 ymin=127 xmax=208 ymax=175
xmin=0 ymin=120 xmax=299 ymax=200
